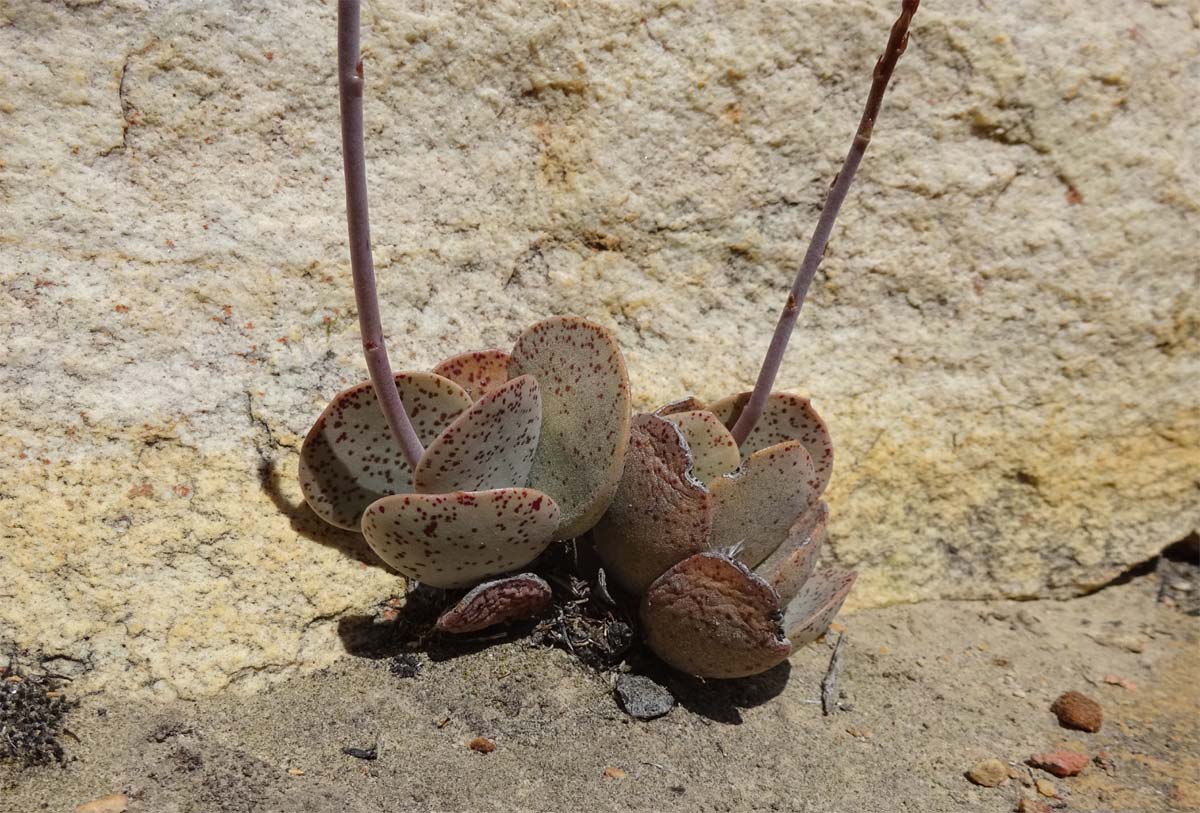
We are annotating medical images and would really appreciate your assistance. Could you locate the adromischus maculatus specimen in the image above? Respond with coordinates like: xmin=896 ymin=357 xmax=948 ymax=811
xmin=311 ymin=0 xmax=918 ymax=661
xmin=593 ymin=396 xmax=850 ymax=678
xmin=590 ymin=0 xmax=920 ymax=679
xmin=299 ymin=316 xmax=632 ymax=598
xmin=310 ymin=2 xmax=638 ymax=632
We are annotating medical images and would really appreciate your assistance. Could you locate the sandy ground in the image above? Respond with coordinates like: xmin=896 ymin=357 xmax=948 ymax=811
xmin=3 ymin=568 xmax=1197 ymax=813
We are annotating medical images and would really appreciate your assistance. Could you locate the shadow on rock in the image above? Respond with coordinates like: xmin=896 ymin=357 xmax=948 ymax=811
xmin=336 ymin=585 xmax=536 ymax=664
xmin=258 ymin=458 xmax=389 ymax=572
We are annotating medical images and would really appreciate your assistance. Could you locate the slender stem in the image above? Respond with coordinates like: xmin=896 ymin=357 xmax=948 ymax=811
xmin=730 ymin=0 xmax=920 ymax=446
xmin=337 ymin=0 xmax=424 ymax=469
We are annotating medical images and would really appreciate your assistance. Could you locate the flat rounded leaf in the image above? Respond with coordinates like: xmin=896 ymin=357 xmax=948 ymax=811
xmin=594 ymin=413 xmax=713 ymax=595
xmin=755 ymin=501 xmax=829 ymax=603
xmin=709 ymin=392 xmax=834 ymax=494
xmin=709 ymin=441 xmax=819 ymax=568
xmin=654 ymin=396 xmax=705 ymax=417
xmin=640 ymin=552 xmax=790 ymax=679
xmin=361 ymin=488 xmax=560 ymax=589
xmin=299 ymin=372 xmax=473 ymax=529
xmin=508 ymin=316 xmax=631 ymax=539
xmin=663 ymin=409 xmax=741 ymax=484
xmin=413 ymin=375 xmax=541 ymax=494
xmin=783 ymin=567 xmax=857 ymax=650
xmin=432 ymin=349 xmax=511 ymax=401
xmin=435 ymin=573 xmax=552 ymax=634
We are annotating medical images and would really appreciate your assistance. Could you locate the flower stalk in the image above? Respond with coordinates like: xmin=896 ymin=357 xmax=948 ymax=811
xmin=337 ymin=0 xmax=425 ymax=468
xmin=730 ymin=0 xmax=920 ymax=446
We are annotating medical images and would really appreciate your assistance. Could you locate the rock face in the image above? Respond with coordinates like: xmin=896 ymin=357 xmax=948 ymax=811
xmin=0 ymin=1 xmax=1196 ymax=697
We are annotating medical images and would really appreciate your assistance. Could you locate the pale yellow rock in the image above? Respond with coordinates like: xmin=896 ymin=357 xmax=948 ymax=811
xmin=0 ymin=1 xmax=1196 ymax=697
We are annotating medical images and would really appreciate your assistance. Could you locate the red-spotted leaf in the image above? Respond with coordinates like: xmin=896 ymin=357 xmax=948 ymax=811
xmin=435 ymin=573 xmax=552 ymax=634
xmin=413 ymin=375 xmax=541 ymax=494
xmin=360 ymin=488 xmax=560 ymax=589
xmin=709 ymin=392 xmax=834 ymax=494
xmin=756 ymin=501 xmax=829 ymax=603
xmin=654 ymin=396 xmax=705 ymax=417
xmin=708 ymin=441 xmax=819 ymax=568
xmin=640 ymin=552 xmax=790 ymax=679
xmin=594 ymin=413 xmax=713 ymax=595
xmin=663 ymin=409 xmax=741 ymax=484
xmin=783 ymin=567 xmax=857 ymax=650
xmin=299 ymin=372 xmax=473 ymax=530
xmin=508 ymin=316 xmax=631 ymax=539
xmin=432 ymin=349 xmax=511 ymax=401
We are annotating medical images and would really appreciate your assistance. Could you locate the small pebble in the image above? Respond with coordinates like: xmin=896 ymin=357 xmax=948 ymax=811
xmin=75 ymin=794 xmax=128 ymax=813
xmin=614 ymin=674 xmax=675 ymax=720
xmin=603 ymin=767 xmax=626 ymax=779
xmin=966 ymin=758 xmax=1010 ymax=788
xmin=1017 ymin=799 xmax=1053 ymax=813
xmin=1050 ymin=691 xmax=1103 ymax=732
xmin=468 ymin=736 xmax=496 ymax=754
xmin=1102 ymin=674 xmax=1137 ymax=690
xmin=1029 ymin=750 xmax=1088 ymax=777
xmin=341 ymin=745 xmax=378 ymax=761
xmin=1093 ymin=750 xmax=1118 ymax=774
xmin=1035 ymin=778 xmax=1058 ymax=798
xmin=388 ymin=653 xmax=422 ymax=679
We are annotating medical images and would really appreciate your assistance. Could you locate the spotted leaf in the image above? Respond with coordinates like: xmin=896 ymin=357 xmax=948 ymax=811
xmin=783 ymin=567 xmax=857 ymax=649
xmin=709 ymin=392 xmax=834 ymax=494
xmin=299 ymin=372 xmax=473 ymax=530
xmin=508 ymin=316 xmax=631 ymax=539
xmin=594 ymin=413 xmax=713 ymax=595
xmin=663 ymin=409 xmax=741 ymax=485
xmin=640 ymin=552 xmax=790 ymax=679
xmin=709 ymin=441 xmax=819 ymax=568
xmin=435 ymin=573 xmax=552 ymax=634
xmin=755 ymin=501 xmax=829 ymax=603
xmin=361 ymin=488 xmax=560 ymax=589
xmin=432 ymin=349 xmax=511 ymax=401
xmin=654 ymin=396 xmax=705 ymax=417
xmin=413 ymin=375 xmax=541 ymax=494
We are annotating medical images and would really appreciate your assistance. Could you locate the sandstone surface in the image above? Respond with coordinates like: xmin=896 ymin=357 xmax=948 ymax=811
xmin=1 ymin=0 xmax=1196 ymax=696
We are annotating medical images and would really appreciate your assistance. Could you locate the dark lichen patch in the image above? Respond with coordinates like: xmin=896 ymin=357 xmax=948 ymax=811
xmin=1 ymin=652 xmax=75 ymax=768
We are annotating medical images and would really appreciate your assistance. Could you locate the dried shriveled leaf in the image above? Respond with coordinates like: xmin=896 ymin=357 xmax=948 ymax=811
xmin=432 ymin=349 xmax=511 ymax=401
xmin=663 ymin=409 xmax=741 ymax=484
xmin=413 ymin=375 xmax=541 ymax=494
xmin=654 ymin=396 xmax=705 ymax=417
xmin=640 ymin=552 xmax=790 ymax=679
xmin=708 ymin=441 xmax=818 ymax=568
xmin=594 ymin=413 xmax=713 ymax=595
xmin=709 ymin=392 xmax=834 ymax=494
xmin=299 ymin=373 xmax=473 ymax=529
xmin=783 ymin=567 xmax=857 ymax=650
xmin=361 ymin=488 xmax=560 ymax=589
xmin=435 ymin=573 xmax=552 ymax=634
xmin=508 ymin=316 xmax=631 ymax=539
xmin=755 ymin=501 xmax=829 ymax=604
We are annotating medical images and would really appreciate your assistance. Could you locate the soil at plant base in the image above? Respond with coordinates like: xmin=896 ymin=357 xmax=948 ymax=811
xmin=2 ymin=570 xmax=1197 ymax=813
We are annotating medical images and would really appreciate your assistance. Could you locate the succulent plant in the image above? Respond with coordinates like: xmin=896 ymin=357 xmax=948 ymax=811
xmin=299 ymin=316 xmax=631 ymax=607
xmin=594 ymin=395 xmax=851 ymax=678
xmin=592 ymin=0 xmax=921 ymax=678
xmin=308 ymin=0 xmax=919 ymax=667
xmin=299 ymin=3 xmax=630 ymax=632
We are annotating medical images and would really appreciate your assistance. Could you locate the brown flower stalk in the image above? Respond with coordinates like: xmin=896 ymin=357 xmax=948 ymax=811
xmin=730 ymin=0 xmax=920 ymax=446
xmin=337 ymin=0 xmax=425 ymax=469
